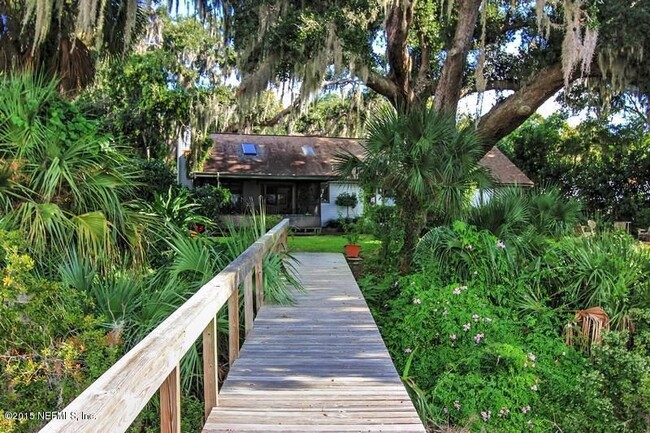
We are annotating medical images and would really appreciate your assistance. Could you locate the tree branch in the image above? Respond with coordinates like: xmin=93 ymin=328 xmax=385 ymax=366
xmin=477 ymin=62 xmax=564 ymax=147
xmin=433 ymin=0 xmax=482 ymax=113
xmin=365 ymin=70 xmax=399 ymax=102
xmin=322 ymin=78 xmax=362 ymax=88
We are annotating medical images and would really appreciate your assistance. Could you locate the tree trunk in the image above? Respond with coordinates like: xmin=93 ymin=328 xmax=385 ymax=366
xmin=384 ymin=1 xmax=416 ymax=108
xmin=477 ymin=62 xmax=565 ymax=148
xmin=433 ymin=0 xmax=482 ymax=114
xmin=399 ymin=205 xmax=424 ymax=274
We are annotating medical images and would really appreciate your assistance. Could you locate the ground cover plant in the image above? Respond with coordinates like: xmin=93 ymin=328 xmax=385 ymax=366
xmin=362 ymin=216 xmax=650 ymax=432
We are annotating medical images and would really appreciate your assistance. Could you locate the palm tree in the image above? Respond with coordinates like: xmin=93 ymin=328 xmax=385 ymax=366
xmin=336 ymin=106 xmax=492 ymax=273
xmin=0 ymin=73 xmax=143 ymax=265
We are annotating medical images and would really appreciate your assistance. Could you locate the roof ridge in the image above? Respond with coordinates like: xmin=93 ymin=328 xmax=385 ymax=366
xmin=210 ymin=132 xmax=361 ymax=140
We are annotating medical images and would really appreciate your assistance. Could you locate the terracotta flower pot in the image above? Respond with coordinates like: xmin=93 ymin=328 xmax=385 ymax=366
xmin=344 ymin=243 xmax=361 ymax=258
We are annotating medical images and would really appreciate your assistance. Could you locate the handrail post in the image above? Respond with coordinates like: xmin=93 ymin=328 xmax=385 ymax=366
xmin=279 ymin=230 xmax=288 ymax=252
xmin=202 ymin=317 xmax=218 ymax=419
xmin=254 ymin=260 xmax=264 ymax=312
xmin=228 ymin=287 xmax=240 ymax=365
xmin=160 ymin=364 xmax=181 ymax=433
xmin=244 ymin=271 xmax=254 ymax=336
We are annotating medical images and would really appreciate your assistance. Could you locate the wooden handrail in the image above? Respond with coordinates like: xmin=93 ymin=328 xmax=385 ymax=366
xmin=40 ymin=219 xmax=290 ymax=433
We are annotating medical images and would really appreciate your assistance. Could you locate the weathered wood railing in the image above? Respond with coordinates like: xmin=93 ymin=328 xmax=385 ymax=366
xmin=40 ymin=219 xmax=290 ymax=433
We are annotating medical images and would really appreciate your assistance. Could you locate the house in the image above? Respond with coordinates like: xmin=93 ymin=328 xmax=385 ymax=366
xmin=191 ymin=133 xmax=533 ymax=228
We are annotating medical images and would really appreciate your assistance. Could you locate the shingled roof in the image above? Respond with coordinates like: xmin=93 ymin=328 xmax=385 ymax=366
xmin=478 ymin=146 xmax=534 ymax=186
xmin=196 ymin=133 xmax=533 ymax=186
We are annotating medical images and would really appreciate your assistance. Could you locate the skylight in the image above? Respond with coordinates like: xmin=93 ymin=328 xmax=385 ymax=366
xmin=241 ymin=143 xmax=257 ymax=155
xmin=302 ymin=145 xmax=316 ymax=156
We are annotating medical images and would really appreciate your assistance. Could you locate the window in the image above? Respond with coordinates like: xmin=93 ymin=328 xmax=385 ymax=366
xmin=264 ymin=184 xmax=293 ymax=214
xmin=320 ymin=182 xmax=330 ymax=203
xmin=302 ymin=145 xmax=316 ymax=156
xmin=241 ymin=143 xmax=257 ymax=155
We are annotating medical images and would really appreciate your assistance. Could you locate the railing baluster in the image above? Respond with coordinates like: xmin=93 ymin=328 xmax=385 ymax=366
xmin=228 ymin=286 xmax=240 ymax=365
xmin=160 ymin=364 xmax=181 ymax=433
xmin=255 ymin=260 xmax=264 ymax=312
xmin=244 ymin=271 xmax=254 ymax=336
xmin=202 ymin=316 xmax=218 ymax=419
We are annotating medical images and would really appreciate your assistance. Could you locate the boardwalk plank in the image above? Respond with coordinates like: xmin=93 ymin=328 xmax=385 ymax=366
xmin=202 ymin=253 xmax=425 ymax=433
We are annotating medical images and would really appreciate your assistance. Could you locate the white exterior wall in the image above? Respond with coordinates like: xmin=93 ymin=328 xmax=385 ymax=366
xmin=470 ymin=188 xmax=495 ymax=207
xmin=320 ymin=182 xmax=364 ymax=226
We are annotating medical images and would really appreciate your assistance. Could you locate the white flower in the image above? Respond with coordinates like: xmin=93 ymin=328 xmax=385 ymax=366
xmin=531 ymin=385 xmax=538 ymax=392
xmin=405 ymin=348 xmax=412 ymax=354
xmin=463 ymin=323 xmax=471 ymax=332
xmin=413 ymin=298 xmax=421 ymax=304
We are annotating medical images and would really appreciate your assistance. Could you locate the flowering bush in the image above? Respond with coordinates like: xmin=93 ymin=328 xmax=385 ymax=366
xmin=364 ymin=211 xmax=650 ymax=432
xmin=415 ymin=221 xmax=517 ymax=305
xmin=383 ymin=273 xmax=565 ymax=431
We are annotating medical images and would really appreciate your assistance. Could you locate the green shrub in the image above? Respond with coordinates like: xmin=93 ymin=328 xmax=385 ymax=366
xmin=134 ymin=158 xmax=176 ymax=202
xmin=189 ymin=184 xmax=232 ymax=223
xmin=469 ymin=186 xmax=582 ymax=259
xmin=380 ymin=271 xmax=586 ymax=432
xmin=334 ymin=192 xmax=359 ymax=209
xmin=416 ymin=221 xmax=516 ymax=299
xmin=587 ymin=331 xmax=650 ymax=431
xmin=363 ymin=204 xmax=403 ymax=268
xmin=0 ymin=230 xmax=120 ymax=433
xmin=542 ymin=231 xmax=650 ymax=327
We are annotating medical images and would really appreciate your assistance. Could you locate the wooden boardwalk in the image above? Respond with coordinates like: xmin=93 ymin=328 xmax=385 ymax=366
xmin=203 ymin=253 xmax=426 ymax=433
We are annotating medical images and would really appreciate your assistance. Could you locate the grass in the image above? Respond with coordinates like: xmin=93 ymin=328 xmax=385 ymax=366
xmin=288 ymin=234 xmax=381 ymax=256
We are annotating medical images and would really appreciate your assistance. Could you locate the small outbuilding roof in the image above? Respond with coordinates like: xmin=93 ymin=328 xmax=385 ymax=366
xmin=196 ymin=133 xmax=533 ymax=186
xmin=478 ymin=146 xmax=534 ymax=186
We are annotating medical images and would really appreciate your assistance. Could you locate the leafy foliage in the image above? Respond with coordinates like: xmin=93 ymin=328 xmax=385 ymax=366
xmin=336 ymin=106 xmax=491 ymax=272
xmin=542 ymin=232 xmax=650 ymax=329
xmin=500 ymin=114 xmax=650 ymax=231
xmin=0 ymin=231 xmax=121 ymax=433
xmin=376 ymin=270 xmax=589 ymax=432
xmin=362 ymin=204 xmax=404 ymax=269
xmin=0 ymin=74 xmax=142 ymax=264
xmin=468 ymin=186 xmax=582 ymax=258
xmin=189 ymin=184 xmax=232 ymax=223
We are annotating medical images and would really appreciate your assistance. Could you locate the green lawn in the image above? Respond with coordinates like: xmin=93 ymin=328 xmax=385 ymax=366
xmin=288 ymin=234 xmax=380 ymax=256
